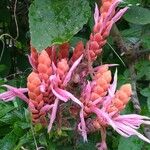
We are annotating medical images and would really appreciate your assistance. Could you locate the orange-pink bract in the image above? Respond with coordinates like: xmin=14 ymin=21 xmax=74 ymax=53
xmin=107 ymin=84 xmax=132 ymax=113
xmin=87 ymin=0 xmax=128 ymax=61
xmin=27 ymin=50 xmax=53 ymax=125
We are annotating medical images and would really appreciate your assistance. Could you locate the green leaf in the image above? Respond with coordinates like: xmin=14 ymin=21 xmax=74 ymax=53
xmin=29 ymin=0 xmax=91 ymax=51
xmin=14 ymin=133 xmax=32 ymax=150
xmin=147 ymin=97 xmax=150 ymax=112
xmin=0 ymin=64 xmax=7 ymax=73
xmin=123 ymin=0 xmax=141 ymax=5
xmin=135 ymin=60 xmax=150 ymax=80
xmin=39 ymin=133 xmax=48 ymax=147
xmin=118 ymin=136 xmax=144 ymax=150
xmin=140 ymin=88 xmax=150 ymax=97
xmin=0 ymin=131 xmax=19 ymax=150
xmin=121 ymin=27 xmax=142 ymax=38
xmin=141 ymin=35 xmax=150 ymax=49
xmin=77 ymin=141 xmax=96 ymax=150
xmin=0 ymin=103 xmax=14 ymax=119
xmin=124 ymin=6 xmax=150 ymax=25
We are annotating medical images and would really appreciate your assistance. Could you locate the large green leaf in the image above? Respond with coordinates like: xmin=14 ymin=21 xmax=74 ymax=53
xmin=135 ymin=60 xmax=150 ymax=80
xmin=140 ymin=88 xmax=150 ymax=112
xmin=120 ymin=0 xmax=141 ymax=7
xmin=29 ymin=0 xmax=91 ymax=51
xmin=147 ymin=97 xmax=150 ymax=113
xmin=0 ymin=131 xmax=19 ymax=150
xmin=118 ymin=136 xmax=144 ymax=150
xmin=124 ymin=6 xmax=150 ymax=25
xmin=0 ymin=103 xmax=14 ymax=119
xmin=140 ymin=88 xmax=150 ymax=98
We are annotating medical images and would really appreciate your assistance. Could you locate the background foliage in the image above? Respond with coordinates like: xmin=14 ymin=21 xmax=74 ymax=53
xmin=0 ymin=0 xmax=150 ymax=149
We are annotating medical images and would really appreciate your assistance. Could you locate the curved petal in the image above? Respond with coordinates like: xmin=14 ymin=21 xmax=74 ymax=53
xmin=80 ymin=108 xmax=87 ymax=141
xmin=85 ymin=81 xmax=92 ymax=103
xmin=63 ymin=55 xmax=83 ymax=86
xmin=40 ymin=81 xmax=46 ymax=93
xmin=108 ymin=68 xmax=117 ymax=97
xmin=112 ymin=7 xmax=129 ymax=23
xmin=28 ymin=55 xmax=36 ymax=70
xmin=94 ymin=3 xmax=99 ymax=24
xmin=54 ymin=87 xmax=87 ymax=141
xmin=114 ymin=121 xmax=150 ymax=143
xmin=0 ymin=85 xmax=28 ymax=103
xmin=48 ymin=98 xmax=59 ymax=132
xmin=51 ymin=86 xmax=68 ymax=102
xmin=104 ymin=0 xmax=122 ymax=23
xmin=91 ymin=107 xmax=117 ymax=130
xmin=56 ymin=88 xmax=83 ymax=106
xmin=40 ymin=104 xmax=54 ymax=114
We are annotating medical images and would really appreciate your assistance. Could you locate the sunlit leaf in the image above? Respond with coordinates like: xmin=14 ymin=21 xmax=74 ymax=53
xmin=118 ymin=136 xmax=144 ymax=150
xmin=124 ymin=6 xmax=150 ymax=25
xmin=29 ymin=0 xmax=91 ymax=51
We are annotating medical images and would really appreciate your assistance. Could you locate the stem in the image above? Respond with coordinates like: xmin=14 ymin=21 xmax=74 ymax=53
xmin=129 ymin=62 xmax=141 ymax=114
xmin=110 ymin=24 xmax=128 ymax=55
xmin=14 ymin=0 xmax=19 ymax=40
xmin=86 ymin=42 xmax=94 ymax=79
xmin=111 ymin=24 xmax=141 ymax=113
xmin=110 ymin=24 xmax=150 ymax=140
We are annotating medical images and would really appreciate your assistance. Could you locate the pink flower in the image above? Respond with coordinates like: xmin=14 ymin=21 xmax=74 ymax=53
xmin=0 ymin=85 xmax=28 ymax=103
xmin=91 ymin=107 xmax=150 ymax=144
xmin=48 ymin=55 xmax=87 ymax=141
xmin=79 ymin=70 xmax=150 ymax=149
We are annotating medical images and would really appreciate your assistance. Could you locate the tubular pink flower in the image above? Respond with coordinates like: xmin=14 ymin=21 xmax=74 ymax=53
xmin=49 ymin=55 xmax=87 ymax=141
xmin=103 ymin=0 xmax=122 ymax=23
xmin=113 ymin=120 xmax=150 ymax=143
xmin=100 ymin=0 xmax=128 ymax=33
xmin=94 ymin=3 xmax=99 ymax=24
xmin=91 ymin=107 xmax=117 ymax=129
xmin=51 ymin=85 xmax=87 ymax=141
xmin=112 ymin=7 xmax=129 ymax=23
xmin=63 ymin=55 xmax=83 ymax=86
xmin=48 ymin=98 xmax=59 ymax=132
xmin=40 ymin=81 xmax=46 ymax=93
xmin=40 ymin=104 xmax=54 ymax=114
xmin=28 ymin=55 xmax=36 ymax=70
xmin=0 ymin=85 xmax=28 ymax=103
xmin=108 ymin=69 xmax=118 ymax=97
xmin=100 ymin=6 xmax=128 ymax=42
xmin=91 ymin=106 xmax=150 ymax=144
xmin=82 ymin=81 xmax=92 ymax=104
xmin=103 ymin=69 xmax=118 ymax=109
xmin=51 ymin=86 xmax=68 ymax=102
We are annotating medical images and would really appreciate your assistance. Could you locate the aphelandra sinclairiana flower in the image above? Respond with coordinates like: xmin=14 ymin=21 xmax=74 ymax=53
xmin=0 ymin=0 xmax=150 ymax=149
xmin=79 ymin=69 xmax=150 ymax=150
xmin=86 ymin=0 xmax=128 ymax=61
xmin=0 ymin=43 xmax=87 ymax=141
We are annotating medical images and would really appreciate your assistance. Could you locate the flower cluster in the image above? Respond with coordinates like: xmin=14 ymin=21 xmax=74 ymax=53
xmin=0 ymin=1 xmax=150 ymax=150
xmin=86 ymin=0 xmax=128 ymax=61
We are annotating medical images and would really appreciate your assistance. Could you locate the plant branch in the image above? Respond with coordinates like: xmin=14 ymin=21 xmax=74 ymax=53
xmin=129 ymin=62 xmax=141 ymax=113
xmin=110 ymin=24 xmax=129 ymax=55
xmin=111 ymin=24 xmax=141 ymax=113
xmin=110 ymin=24 xmax=150 ymax=139
xmin=14 ymin=0 xmax=19 ymax=40
xmin=0 ymin=0 xmax=19 ymax=62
